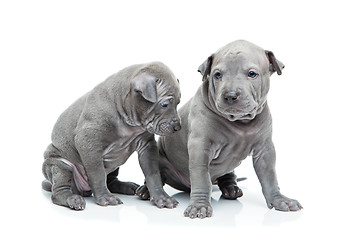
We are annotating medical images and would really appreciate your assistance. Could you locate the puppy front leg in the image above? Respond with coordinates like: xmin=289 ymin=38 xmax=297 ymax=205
xmin=75 ymin=129 xmax=122 ymax=206
xmin=253 ymin=139 xmax=302 ymax=211
xmin=184 ymin=138 xmax=212 ymax=219
xmin=138 ymin=138 xmax=178 ymax=209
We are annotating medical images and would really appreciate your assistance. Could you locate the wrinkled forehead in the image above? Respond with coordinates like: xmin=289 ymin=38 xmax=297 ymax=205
xmin=156 ymin=79 xmax=181 ymax=101
xmin=144 ymin=64 xmax=180 ymax=100
xmin=213 ymin=46 xmax=269 ymax=73
xmin=144 ymin=64 xmax=176 ymax=81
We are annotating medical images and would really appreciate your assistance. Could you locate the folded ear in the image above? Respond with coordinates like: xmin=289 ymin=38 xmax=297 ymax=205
xmin=132 ymin=73 xmax=157 ymax=103
xmin=265 ymin=50 xmax=285 ymax=75
xmin=197 ymin=55 xmax=214 ymax=81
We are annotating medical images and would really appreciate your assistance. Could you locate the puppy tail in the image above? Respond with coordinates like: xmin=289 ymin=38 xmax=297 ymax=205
xmin=214 ymin=177 xmax=247 ymax=185
xmin=236 ymin=177 xmax=247 ymax=182
xmin=42 ymin=180 xmax=52 ymax=192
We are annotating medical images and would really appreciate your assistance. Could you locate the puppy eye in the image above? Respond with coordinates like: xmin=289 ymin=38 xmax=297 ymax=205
xmin=214 ymin=72 xmax=223 ymax=79
xmin=248 ymin=71 xmax=258 ymax=78
xmin=160 ymin=102 xmax=168 ymax=108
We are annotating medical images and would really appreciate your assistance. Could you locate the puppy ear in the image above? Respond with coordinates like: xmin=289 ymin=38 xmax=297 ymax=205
xmin=132 ymin=73 xmax=157 ymax=103
xmin=198 ymin=55 xmax=214 ymax=81
xmin=265 ymin=50 xmax=285 ymax=75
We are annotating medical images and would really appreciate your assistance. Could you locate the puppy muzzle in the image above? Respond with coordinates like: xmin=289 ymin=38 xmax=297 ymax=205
xmin=157 ymin=120 xmax=181 ymax=136
xmin=219 ymin=105 xmax=258 ymax=121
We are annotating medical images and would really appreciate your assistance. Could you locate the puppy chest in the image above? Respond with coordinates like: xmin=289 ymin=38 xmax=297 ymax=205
xmin=102 ymin=139 xmax=137 ymax=169
xmin=210 ymin=143 xmax=252 ymax=169
xmin=209 ymin=149 xmax=250 ymax=182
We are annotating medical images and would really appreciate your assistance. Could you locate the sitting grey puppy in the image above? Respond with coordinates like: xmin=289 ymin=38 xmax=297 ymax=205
xmin=42 ymin=62 xmax=181 ymax=210
xmin=137 ymin=40 xmax=302 ymax=218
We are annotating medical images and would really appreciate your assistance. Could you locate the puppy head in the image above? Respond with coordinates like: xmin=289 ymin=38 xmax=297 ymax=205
xmin=131 ymin=62 xmax=181 ymax=136
xmin=198 ymin=40 xmax=284 ymax=122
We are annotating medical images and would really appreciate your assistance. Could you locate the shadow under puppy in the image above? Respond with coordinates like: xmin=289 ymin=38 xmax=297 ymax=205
xmin=42 ymin=62 xmax=181 ymax=210
xmin=136 ymin=40 xmax=302 ymax=218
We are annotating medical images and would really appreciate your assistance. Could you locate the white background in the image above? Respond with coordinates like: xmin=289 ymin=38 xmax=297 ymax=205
xmin=1 ymin=0 xmax=359 ymax=239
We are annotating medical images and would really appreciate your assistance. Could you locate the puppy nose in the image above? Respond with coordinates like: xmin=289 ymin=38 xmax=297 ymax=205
xmin=224 ymin=91 xmax=239 ymax=104
xmin=170 ymin=119 xmax=181 ymax=132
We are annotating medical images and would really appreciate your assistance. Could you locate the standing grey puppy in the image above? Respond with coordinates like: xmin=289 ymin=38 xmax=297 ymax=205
xmin=137 ymin=40 xmax=302 ymax=218
xmin=42 ymin=62 xmax=181 ymax=210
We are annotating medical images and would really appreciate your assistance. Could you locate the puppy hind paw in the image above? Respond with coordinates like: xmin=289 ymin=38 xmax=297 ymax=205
xmin=217 ymin=173 xmax=243 ymax=200
xmin=220 ymin=185 xmax=243 ymax=200
xmin=136 ymin=185 xmax=150 ymax=200
xmin=108 ymin=180 xmax=140 ymax=195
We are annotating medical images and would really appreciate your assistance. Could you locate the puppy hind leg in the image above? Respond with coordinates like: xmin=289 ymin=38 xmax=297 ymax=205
xmin=217 ymin=172 xmax=243 ymax=200
xmin=43 ymin=159 xmax=86 ymax=210
xmin=107 ymin=168 xmax=139 ymax=195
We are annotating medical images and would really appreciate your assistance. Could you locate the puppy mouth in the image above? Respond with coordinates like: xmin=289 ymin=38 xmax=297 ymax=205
xmin=225 ymin=107 xmax=257 ymax=121
xmin=228 ymin=113 xmax=255 ymax=121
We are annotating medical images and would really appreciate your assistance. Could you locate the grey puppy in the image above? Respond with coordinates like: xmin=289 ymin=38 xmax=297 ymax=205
xmin=137 ymin=40 xmax=302 ymax=218
xmin=42 ymin=62 xmax=181 ymax=210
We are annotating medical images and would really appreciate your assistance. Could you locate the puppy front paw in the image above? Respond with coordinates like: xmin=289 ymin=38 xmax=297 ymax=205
xmin=184 ymin=203 xmax=213 ymax=219
xmin=67 ymin=194 xmax=86 ymax=210
xmin=150 ymin=193 xmax=178 ymax=209
xmin=95 ymin=193 xmax=123 ymax=206
xmin=267 ymin=193 xmax=302 ymax=211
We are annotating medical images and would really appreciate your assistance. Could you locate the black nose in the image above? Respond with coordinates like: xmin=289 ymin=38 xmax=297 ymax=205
xmin=224 ymin=91 xmax=239 ymax=104
xmin=170 ymin=119 xmax=181 ymax=132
